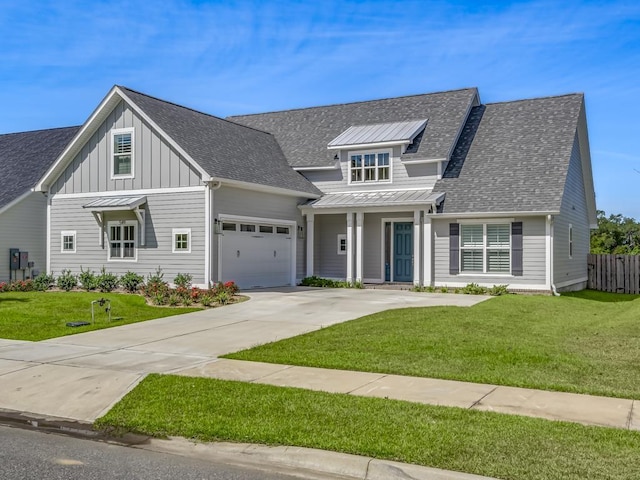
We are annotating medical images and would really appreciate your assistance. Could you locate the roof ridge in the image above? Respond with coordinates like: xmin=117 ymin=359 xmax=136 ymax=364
xmin=117 ymin=85 xmax=275 ymax=137
xmin=484 ymin=92 xmax=583 ymax=106
xmin=227 ymin=87 xmax=479 ymax=118
xmin=0 ymin=125 xmax=80 ymax=137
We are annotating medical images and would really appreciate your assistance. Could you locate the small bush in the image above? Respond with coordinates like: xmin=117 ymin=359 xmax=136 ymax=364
xmin=222 ymin=281 xmax=239 ymax=295
xmin=120 ymin=271 xmax=144 ymax=293
xmin=152 ymin=291 xmax=167 ymax=306
xmin=1 ymin=280 xmax=34 ymax=292
xmin=214 ymin=290 xmax=230 ymax=305
xmin=488 ymin=284 xmax=510 ymax=296
xmin=57 ymin=269 xmax=78 ymax=292
xmin=33 ymin=272 xmax=55 ymax=291
xmin=190 ymin=287 xmax=201 ymax=302
xmin=300 ymin=276 xmax=361 ymax=289
xmin=97 ymin=267 xmax=119 ymax=293
xmin=174 ymin=272 xmax=192 ymax=289
xmin=168 ymin=293 xmax=181 ymax=306
xmin=440 ymin=286 xmax=449 ymax=294
xmin=460 ymin=283 xmax=488 ymax=295
xmin=144 ymin=267 xmax=169 ymax=298
xmin=182 ymin=296 xmax=193 ymax=306
xmin=78 ymin=267 xmax=98 ymax=291
xmin=200 ymin=293 xmax=213 ymax=307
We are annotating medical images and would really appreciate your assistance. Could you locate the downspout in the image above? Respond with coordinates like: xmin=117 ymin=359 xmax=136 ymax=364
xmin=548 ymin=214 xmax=560 ymax=296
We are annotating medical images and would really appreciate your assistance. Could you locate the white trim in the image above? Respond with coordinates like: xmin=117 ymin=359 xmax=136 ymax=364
xmin=356 ymin=212 xmax=363 ymax=282
xmin=0 ymin=190 xmax=32 ymax=216
xmin=547 ymin=214 xmax=554 ymax=289
xmin=413 ymin=210 xmax=421 ymax=285
xmin=328 ymin=139 xmax=412 ymax=150
xmin=293 ymin=164 xmax=340 ymax=171
xmin=555 ymin=276 xmax=588 ymax=289
xmin=210 ymin=177 xmax=320 ymax=199
xmin=172 ymin=228 xmax=192 ymax=253
xmin=431 ymin=211 xmax=558 ymax=219
xmin=401 ymin=157 xmax=447 ymax=165
xmin=347 ymin=149 xmax=392 ymax=185
xmin=110 ymin=127 xmax=135 ymax=179
xmin=337 ymin=233 xmax=346 ymax=255
xmin=457 ymin=217 xmax=515 ymax=224
xmin=435 ymin=281 xmax=550 ymax=291
xmin=46 ymin=194 xmax=51 ymax=274
xmin=423 ymin=214 xmax=433 ymax=286
xmin=60 ymin=230 xmax=77 ymax=253
xmin=204 ymin=184 xmax=211 ymax=286
xmin=380 ymin=216 xmax=413 ymax=283
xmin=346 ymin=212 xmax=354 ymax=283
xmin=306 ymin=213 xmax=315 ymax=276
xmin=339 ymin=187 xmax=432 ymax=195
xmin=106 ymin=220 xmax=138 ymax=262
xmin=50 ymin=185 xmax=205 ymax=199
xmin=459 ymin=223 xmax=511 ymax=275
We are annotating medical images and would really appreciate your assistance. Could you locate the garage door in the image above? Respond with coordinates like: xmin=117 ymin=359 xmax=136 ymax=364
xmin=219 ymin=221 xmax=293 ymax=289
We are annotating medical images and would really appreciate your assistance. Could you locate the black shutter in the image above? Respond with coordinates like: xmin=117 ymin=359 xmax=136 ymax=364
xmin=512 ymin=222 xmax=523 ymax=276
xmin=449 ymin=223 xmax=459 ymax=275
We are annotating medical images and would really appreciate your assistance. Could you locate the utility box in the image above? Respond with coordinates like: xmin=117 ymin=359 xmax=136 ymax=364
xmin=9 ymin=249 xmax=19 ymax=271
xmin=19 ymin=252 xmax=29 ymax=270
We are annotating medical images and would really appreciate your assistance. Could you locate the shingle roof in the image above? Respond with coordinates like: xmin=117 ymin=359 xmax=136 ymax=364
xmin=228 ymin=88 xmax=478 ymax=168
xmin=0 ymin=126 xmax=79 ymax=210
xmin=119 ymin=87 xmax=320 ymax=196
xmin=435 ymin=94 xmax=584 ymax=214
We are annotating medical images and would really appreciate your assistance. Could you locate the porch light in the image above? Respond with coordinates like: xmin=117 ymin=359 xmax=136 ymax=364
xmin=214 ymin=218 xmax=223 ymax=235
xmin=297 ymin=225 xmax=305 ymax=239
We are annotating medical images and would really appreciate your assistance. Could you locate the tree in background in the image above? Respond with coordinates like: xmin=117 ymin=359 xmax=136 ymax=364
xmin=591 ymin=210 xmax=640 ymax=254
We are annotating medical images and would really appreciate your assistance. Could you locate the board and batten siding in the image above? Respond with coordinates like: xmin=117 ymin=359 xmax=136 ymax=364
xmin=432 ymin=217 xmax=547 ymax=287
xmin=0 ymin=193 xmax=47 ymax=281
xmin=301 ymin=146 xmax=439 ymax=194
xmin=211 ymin=186 xmax=308 ymax=282
xmin=50 ymin=100 xmax=202 ymax=195
xmin=553 ymin=134 xmax=590 ymax=291
xmin=49 ymin=190 xmax=206 ymax=284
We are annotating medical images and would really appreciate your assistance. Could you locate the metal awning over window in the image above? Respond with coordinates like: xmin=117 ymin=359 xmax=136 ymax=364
xmin=328 ymin=119 xmax=428 ymax=150
xmin=83 ymin=195 xmax=147 ymax=246
xmin=303 ymin=190 xmax=444 ymax=209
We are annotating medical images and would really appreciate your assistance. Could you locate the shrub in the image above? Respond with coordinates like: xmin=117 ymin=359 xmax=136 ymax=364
xmin=0 ymin=282 xmax=7 ymax=293
xmin=460 ymin=283 xmax=488 ymax=295
xmin=440 ymin=286 xmax=449 ymax=294
xmin=174 ymin=272 xmax=192 ymax=289
xmin=152 ymin=291 xmax=167 ymax=306
xmin=488 ymin=284 xmax=510 ymax=296
xmin=144 ymin=267 xmax=169 ymax=298
xmin=222 ymin=281 xmax=239 ymax=295
xmin=57 ymin=269 xmax=77 ymax=292
xmin=78 ymin=267 xmax=98 ymax=291
xmin=182 ymin=295 xmax=193 ymax=306
xmin=199 ymin=293 xmax=213 ymax=307
xmin=97 ymin=267 xmax=119 ymax=293
xmin=168 ymin=293 xmax=180 ymax=306
xmin=175 ymin=286 xmax=189 ymax=300
xmin=190 ymin=287 xmax=201 ymax=302
xmin=120 ymin=271 xmax=144 ymax=293
xmin=214 ymin=290 xmax=230 ymax=305
xmin=33 ymin=272 xmax=55 ymax=291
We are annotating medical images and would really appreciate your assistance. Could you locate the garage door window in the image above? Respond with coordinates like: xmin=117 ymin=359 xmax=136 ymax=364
xmin=222 ymin=222 xmax=236 ymax=232
xmin=276 ymin=226 xmax=290 ymax=234
xmin=240 ymin=224 xmax=256 ymax=232
xmin=259 ymin=225 xmax=274 ymax=234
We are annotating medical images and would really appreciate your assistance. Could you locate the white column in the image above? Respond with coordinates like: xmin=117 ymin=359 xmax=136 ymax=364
xmin=346 ymin=212 xmax=354 ymax=283
xmin=306 ymin=213 xmax=315 ymax=277
xmin=356 ymin=211 xmax=364 ymax=283
xmin=423 ymin=213 xmax=433 ymax=286
xmin=413 ymin=210 xmax=421 ymax=285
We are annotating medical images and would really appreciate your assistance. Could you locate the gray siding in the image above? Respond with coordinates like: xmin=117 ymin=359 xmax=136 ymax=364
xmin=433 ymin=217 xmax=547 ymax=287
xmin=301 ymin=146 xmax=439 ymax=193
xmin=0 ymin=193 xmax=47 ymax=282
xmin=211 ymin=186 xmax=306 ymax=282
xmin=51 ymin=100 xmax=202 ymax=195
xmin=49 ymin=190 xmax=206 ymax=284
xmin=314 ymin=214 xmax=347 ymax=278
xmin=554 ymin=135 xmax=590 ymax=290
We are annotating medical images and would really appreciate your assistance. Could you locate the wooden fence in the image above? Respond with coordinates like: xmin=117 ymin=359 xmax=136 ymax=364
xmin=587 ymin=254 xmax=640 ymax=294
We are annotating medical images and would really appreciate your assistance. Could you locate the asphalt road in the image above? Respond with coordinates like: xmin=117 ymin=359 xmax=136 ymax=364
xmin=0 ymin=425 xmax=302 ymax=480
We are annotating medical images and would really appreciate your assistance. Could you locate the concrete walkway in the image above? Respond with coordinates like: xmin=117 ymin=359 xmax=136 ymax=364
xmin=178 ymin=358 xmax=639 ymax=431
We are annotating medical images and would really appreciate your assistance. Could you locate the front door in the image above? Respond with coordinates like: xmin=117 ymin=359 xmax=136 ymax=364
xmin=394 ymin=222 xmax=413 ymax=282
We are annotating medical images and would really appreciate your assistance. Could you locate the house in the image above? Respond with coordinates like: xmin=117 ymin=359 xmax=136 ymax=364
xmin=30 ymin=85 xmax=595 ymax=291
xmin=0 ymin=127 xmax=79 ymax=282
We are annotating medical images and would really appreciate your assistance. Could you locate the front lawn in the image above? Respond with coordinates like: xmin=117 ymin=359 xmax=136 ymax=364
xmin=96 ymin=374 xmax=640 ymax=480
xmin=225 ymin=290 xmax=640 ymax=399
xmin=0 ymin=292 xmax=201 ymax=341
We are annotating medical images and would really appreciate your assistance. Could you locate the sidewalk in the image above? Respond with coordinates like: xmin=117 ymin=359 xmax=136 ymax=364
xmin=178 ymin=358 xmax=639 ymax=431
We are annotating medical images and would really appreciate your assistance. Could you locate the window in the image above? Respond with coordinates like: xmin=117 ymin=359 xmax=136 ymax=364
xmin=259 ymin=225 xmax=274 ymax=234
xmin=222 ymin=222 xmax=237 ymax=232
xmin=460 ymin=223 xmax=510 ymax=273
xmin=276 ymin=226 xmax=290 ymax=235
xmin=61 ymin=231 xmax=76 ymax=253
xmin=569 ymin=224 xmax=573 ymax=258
xmin=350 ymin=151 xmax=390 ymax=183
xmin=111 ymin=128 xmax=134 ymax=178
xmin=240 ymin=224 xmax=256 ymax=232
xmin=108 ymin=221 xmax=136 ymax=260
xmin=337 ymin=233 xmax=347 ymax=255
xmin=172 ymin=228 xmax=191 ymax=253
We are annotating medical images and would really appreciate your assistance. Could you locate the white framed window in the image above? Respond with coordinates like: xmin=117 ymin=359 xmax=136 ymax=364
xmin=569 ymin=224 xmax=573 ymax=258
xmin=337 ymin=233 xmax=347 ymax=255
xmin=259 ymin=225 xmax=274 ymax=234
xmin=460 ymin=223 xmax=510 ymax=273
xmin=172 ymin=228 xmax=191 ymax=253
xmin=61 ymin=231 xmax=76 ymax=253
xmin=111 ymin=128 xmax=134 ymax=178
xmin=222 ymin=222 xmax=237 ymax=232
xmin=349 ymin=150 xmax=391 ymax=183
xmin=276 ymin=226 xmax=290 ymax=235
xmin=108 ymin=221 xmax=137 ymax=261
xmin=240 ymin=224 xmax=256 ymax=232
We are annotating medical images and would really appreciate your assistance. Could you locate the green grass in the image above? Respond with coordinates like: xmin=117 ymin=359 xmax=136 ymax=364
xmin=96 ymin=374 xmax=640 ymax=480
xmin=225 ymin=290 xmax=640 ymax=399
xmin=0 ymin=292 xmax=201 ymax=341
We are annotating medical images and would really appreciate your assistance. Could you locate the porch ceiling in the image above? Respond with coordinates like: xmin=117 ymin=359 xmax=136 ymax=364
xmin=305 ymin=189 xmax=444 ymax=209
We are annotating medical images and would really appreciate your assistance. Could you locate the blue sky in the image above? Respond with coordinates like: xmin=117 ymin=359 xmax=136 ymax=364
xmin=1 ymin=0 xmax=639 ymax=218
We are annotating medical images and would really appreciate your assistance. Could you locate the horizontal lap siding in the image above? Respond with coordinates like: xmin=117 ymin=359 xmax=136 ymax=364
xmin=0 ymin=193 xmax=47 ymax=281
xmin=51 ymin=100 xmax=202 ymax=195
xmin=314 ymin=214 xmax=346 ymax=278
xmin=49 ymin=190 xmax=206 ymax=284
xmin=433 ymin=217 xmax=547 ymax=287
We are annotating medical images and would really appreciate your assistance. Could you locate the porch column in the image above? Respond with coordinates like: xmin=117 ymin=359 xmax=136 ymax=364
xmin=346 ymin=212 xmax=354 ymax=283
xmin=355 ymin=211 xmax=364 ymax=283
xmin=423 ymin=213 xmax=433 ymax=286
xmin=306 ymin=213 xmax=315 ymax=277
xmin=413 ymin=210 xmax=421 ymax=285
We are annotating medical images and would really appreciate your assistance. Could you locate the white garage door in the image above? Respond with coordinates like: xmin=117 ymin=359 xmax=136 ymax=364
xmin=219 ymin=221 xmax=293 ymax=289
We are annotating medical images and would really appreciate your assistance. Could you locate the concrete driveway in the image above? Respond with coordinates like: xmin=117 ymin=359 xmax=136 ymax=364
xmin=0 ymin=288 xmax=488 ymax=422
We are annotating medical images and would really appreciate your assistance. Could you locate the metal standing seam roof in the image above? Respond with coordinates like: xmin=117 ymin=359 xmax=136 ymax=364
xmin=328 ymin=119 xmax=428 ymax=148
xmin=82 ymin=195 xmax=147 ymax=210
xmin=305 ymin=189 xmax=444 ymax=209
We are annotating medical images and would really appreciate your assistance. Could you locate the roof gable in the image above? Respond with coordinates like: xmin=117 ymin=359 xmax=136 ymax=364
xmin=0 ymin=126 xmax=79 ymax=210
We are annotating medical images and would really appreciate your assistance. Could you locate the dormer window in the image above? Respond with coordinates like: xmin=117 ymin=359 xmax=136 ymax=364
xmin=350 ymin=151 xmax=390 ymax=183
xmin=111 ymin=128 xmax=134 ymax=178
